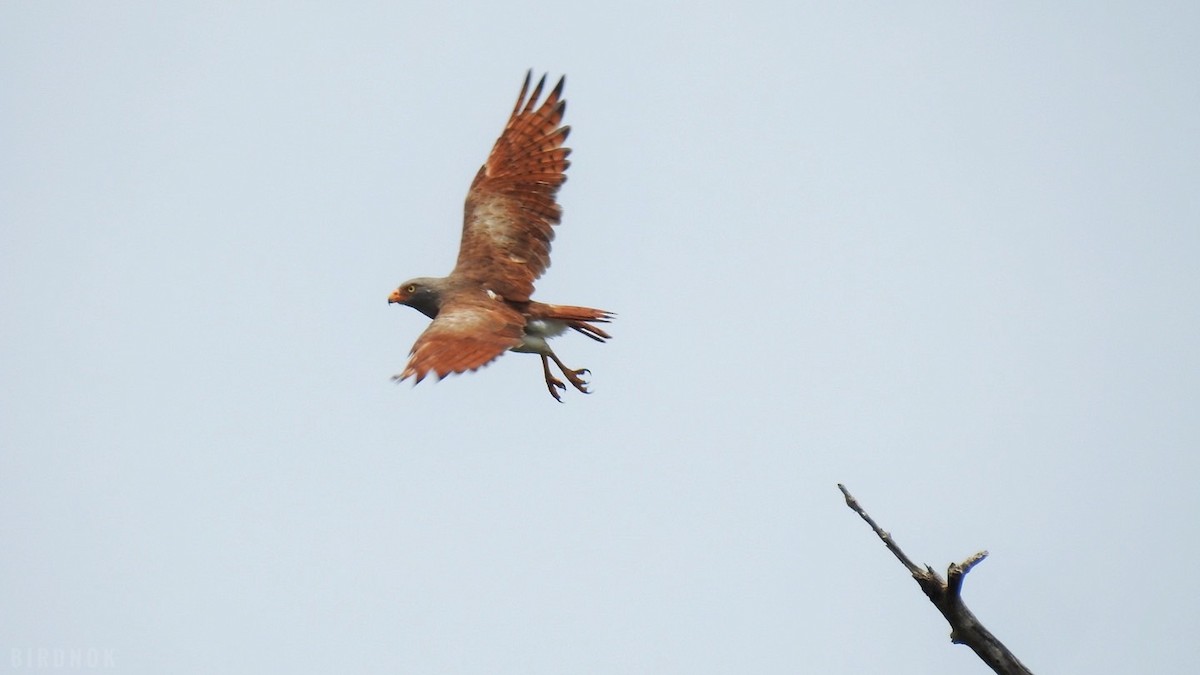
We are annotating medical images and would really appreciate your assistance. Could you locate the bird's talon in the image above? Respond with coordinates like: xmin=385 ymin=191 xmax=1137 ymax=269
xmin=545 ymin=377 xmax=566 ymax=402
xmin=559 ymin=368 xmax=592 ymax=393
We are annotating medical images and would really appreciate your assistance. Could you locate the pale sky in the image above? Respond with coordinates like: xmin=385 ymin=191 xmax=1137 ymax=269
xmin=2 ymin=2 xmax=1198 ymax=673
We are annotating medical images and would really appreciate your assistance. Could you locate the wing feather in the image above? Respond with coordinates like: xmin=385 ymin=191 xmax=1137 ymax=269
xmin=398 ymin=291 xmax=525 ymax=384
xmin=452 ymin=71 xmax=571 ymax=301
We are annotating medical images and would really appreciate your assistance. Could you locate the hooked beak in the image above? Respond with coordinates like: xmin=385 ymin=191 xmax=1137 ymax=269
xmin=388 ymin=289 xmax=402 ymax=304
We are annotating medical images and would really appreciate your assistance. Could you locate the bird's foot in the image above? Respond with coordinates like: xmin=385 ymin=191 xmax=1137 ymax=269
xmin=540 ymin=354 xmax=592 ymax=401
xmin=562 ymin=367 xmax=591 ymax=394
xmin=544 ymin=375 xmax=567 ymax=402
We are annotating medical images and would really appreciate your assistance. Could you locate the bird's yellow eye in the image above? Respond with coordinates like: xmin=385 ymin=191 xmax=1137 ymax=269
xmin=406 ymin=284 xmax=417 ymax=293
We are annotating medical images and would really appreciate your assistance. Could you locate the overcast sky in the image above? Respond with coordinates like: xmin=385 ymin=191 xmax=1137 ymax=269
xmin=2 ymin=2 xmax=1198 ymax=673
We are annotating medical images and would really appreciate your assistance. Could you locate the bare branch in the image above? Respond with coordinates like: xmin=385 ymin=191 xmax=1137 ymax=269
xmin=837 ymin=484 xmax=1034 ymax=675
xmin=838 ymin=483 xmax=924 ymax=576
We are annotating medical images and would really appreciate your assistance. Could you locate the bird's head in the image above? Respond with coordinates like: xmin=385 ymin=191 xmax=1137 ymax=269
xmin=389 ymin=277 xmax=444 ymax=319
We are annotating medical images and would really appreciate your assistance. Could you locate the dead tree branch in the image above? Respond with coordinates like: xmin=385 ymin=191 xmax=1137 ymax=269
xmin=838 ymin=484 xmax=1033 ymax=675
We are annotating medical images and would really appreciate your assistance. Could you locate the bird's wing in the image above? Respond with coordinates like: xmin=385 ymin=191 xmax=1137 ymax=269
xmin=452 ymin=71 xmax=571 ymax=301
xmin=398 ymin=290 xmax=525 ymax=384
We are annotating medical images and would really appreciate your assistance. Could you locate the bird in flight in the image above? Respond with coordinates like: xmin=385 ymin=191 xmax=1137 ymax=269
xmin=388 ymin=71 xmax=613 ymax=401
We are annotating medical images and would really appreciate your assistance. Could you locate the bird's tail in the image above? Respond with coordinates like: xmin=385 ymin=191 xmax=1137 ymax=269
xmin=530 ymin=302 xmax=614 ymax=343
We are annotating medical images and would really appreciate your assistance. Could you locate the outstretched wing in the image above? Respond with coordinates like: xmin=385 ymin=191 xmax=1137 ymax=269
xmin=452 ymin=71 xmax=571 ymax=302
xmin=397 ymin=291 xmax=525 ymax=384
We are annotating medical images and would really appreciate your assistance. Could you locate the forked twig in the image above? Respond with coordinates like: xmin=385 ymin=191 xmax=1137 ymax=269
xmin=838 ymin=484 xmax=1033 ymax=675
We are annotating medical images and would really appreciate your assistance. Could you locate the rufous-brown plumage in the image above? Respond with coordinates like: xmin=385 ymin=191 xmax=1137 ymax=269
xmin=388 ymin=71 xmax=612 ymax=400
